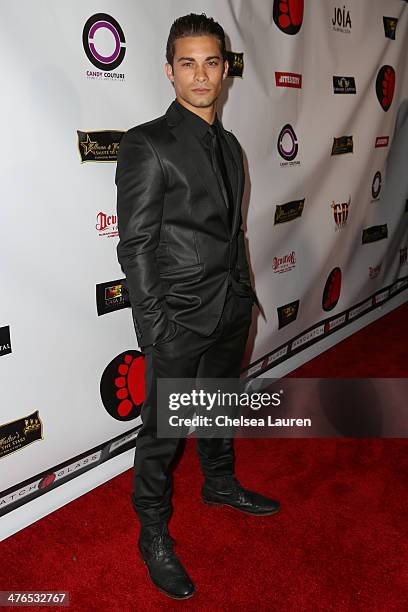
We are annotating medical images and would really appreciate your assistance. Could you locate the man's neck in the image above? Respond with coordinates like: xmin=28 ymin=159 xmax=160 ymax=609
xmin=176 ymin=96 xmax=216 ymax=125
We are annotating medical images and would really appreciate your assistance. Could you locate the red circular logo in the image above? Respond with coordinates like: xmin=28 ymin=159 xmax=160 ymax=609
xmin=273 ymin=0 xmax=304 ymax=35
xmin=38 ymin=473 xmax=56 ymax=490
xmin=322 ymin=267 xmax=342 ymax=312
xmin=376 ymin=65 xmax=395 ymax=111
xmin=100 ymin=351 xmax=146 ymax=421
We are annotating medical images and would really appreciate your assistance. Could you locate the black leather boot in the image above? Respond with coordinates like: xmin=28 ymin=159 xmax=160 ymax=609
xmin=138 ymin=524 xmax=195 ymax=599
xmin=202 ymin=475 xmax=281 ymax=516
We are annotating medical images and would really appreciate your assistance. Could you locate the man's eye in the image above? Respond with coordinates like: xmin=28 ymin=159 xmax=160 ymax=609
xmin=208 ymin=61 xmax=218 ymax=66
xmin=183 ymin=62 xmax=192 ymax=67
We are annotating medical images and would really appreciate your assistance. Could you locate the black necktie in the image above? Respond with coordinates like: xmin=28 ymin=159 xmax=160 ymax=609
xmin=207 ymin=124 xmax=234 ymax=230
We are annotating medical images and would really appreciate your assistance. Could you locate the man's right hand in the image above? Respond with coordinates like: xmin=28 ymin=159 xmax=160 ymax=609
xmin=142 ymin=320 xmax=179 ymax=351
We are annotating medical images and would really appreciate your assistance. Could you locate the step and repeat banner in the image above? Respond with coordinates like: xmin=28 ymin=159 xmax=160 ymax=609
xmin=1 ymin=0 xmax=407 ymax=532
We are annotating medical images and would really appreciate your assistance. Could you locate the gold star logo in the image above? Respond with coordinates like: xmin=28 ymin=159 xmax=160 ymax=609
xmin=80 ymin=134 xmax=98 ymax=157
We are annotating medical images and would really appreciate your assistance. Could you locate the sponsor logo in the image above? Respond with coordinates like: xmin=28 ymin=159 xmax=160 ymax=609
xmin=86 ymin=70 xmax=125 ymax=81
xmin=375 ymin=136 xmax=389 ymax=148
xmin=400 ymin=247 xmax=407 ymax=266
xmin=96 ymin=211 xmax=118 ymax=238
xmin=83 ymin=13 xmax=126 ymax=74
xmin=331 ymin=196 xmax=351 ymax=229
xmin=275 ymin=72 xmax=302 ymax=88
xmin=96 ymin=279 xmax=130 ymax=316
xmin=266 ymin=346 xmax=289 ymax=367
xmin=390 ymin=278 xmax=408 ymax=295
xmin=362 ymin=224 xmax=388 ymax=244
xmin=332 ymin=135 xmax=353 ymax=155
xmin=277 ymin=124 xmax=300 ymax=165
xmin=100 ymin=351 xmax=146 ymax=421
xmin=332 ymin=5 xmax=351 ymax=33
xmin=226 ymin=51 xmax=244 ymax=77
xmin=371 ymin=171 xmax=382 ymax=201
xmin=324 ymin=314 xmax=346 ymax=333
xmin=0 ymin=326 xmax=11 ymax=357
xmin=274 ymin=199 xmax=305 ymax=224
xmin=376 ymin=65 xmax=395 ymax=111
xmin=398 ymin=278 xmax=408 ymax=291
xmin=273 ymin=0 xmax=304 ymax=35
xmin=0 ymin=451 xmax=101 ymax=510
xmin=349 ymin=299 xmax=371 ymax=320
xmin=292 ymin=325 xmax=325 ymax=349
xmin=333 ymin=76 xmax=356 ymax=94
xmin=322 ymin=267 xmax=342 ymax=311
xmin=38 ymin=473 xmax=56 ymax=489
xmin=383 ymin=17 xmax=398 ymax=40
xmin=77 ymin=130 xmax=124 ymax=162
xmin=246 ymin=361 xmax=263 ymax=377
xmin=273 ymin=250 xmax=296 ymax=273
xmin=369 ymin=263 xmax=382 ymax=279
xmin=0 ymin=411 xmax=43 ymax=459
xmin=277 ymin=299 xmax=300 ymax=328
xmin=373 ymin=290 xmax=389 ymax=305
xmin=108 ymin=429 xmax=139 ymax=454
xmin=83 ymin=19 xmax=125 ymax=81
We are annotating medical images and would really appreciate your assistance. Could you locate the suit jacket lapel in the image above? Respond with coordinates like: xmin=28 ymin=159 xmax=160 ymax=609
xmin=166 ymin=102 xmax=231 ymax=235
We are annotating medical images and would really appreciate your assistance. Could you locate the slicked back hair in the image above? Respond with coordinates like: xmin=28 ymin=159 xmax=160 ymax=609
xmin=166 ymin=13 xmax=227 ymax=67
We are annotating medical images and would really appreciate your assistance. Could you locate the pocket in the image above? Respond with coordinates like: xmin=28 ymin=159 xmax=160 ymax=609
xmin=131 ymin=309 xmax=143 ymax=344
xmin=237 ymin=282 xmax=258 ymax=306
xmin=237 ymin=294 xmax=254 ymax=319
xmin=159 ymin=262 xmax=204 ymax=282
xmin=154 ymin=320 xmax=179 ymax=346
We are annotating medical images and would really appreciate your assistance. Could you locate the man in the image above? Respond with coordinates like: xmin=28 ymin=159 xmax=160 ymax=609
xmin=116 ymin=13 xmax=280 ymax=600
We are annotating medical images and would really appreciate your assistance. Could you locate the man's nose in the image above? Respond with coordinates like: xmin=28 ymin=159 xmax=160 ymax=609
xmin=194 ymin=64 xmax=208 ymax=81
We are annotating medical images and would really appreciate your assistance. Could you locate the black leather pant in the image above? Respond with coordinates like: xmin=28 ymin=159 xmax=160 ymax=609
xmin=132 ymin=285 xmax=253 ymax=527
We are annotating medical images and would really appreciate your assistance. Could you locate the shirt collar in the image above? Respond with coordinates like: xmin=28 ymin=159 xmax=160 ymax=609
xmin=174 ymin=99 xmax=222 ymax=140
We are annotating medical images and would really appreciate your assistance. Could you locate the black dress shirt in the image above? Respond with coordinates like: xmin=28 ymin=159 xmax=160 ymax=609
xmin=173 ymin=99 xmax=236 ymax=212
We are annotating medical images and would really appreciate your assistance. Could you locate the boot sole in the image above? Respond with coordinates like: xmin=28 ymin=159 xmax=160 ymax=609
xmin=202 ymin=498 xmax=281 ymax=515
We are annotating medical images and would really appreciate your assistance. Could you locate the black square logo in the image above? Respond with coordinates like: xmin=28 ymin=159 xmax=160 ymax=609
xmin=0 ymin=326 xmax=12 ymax=356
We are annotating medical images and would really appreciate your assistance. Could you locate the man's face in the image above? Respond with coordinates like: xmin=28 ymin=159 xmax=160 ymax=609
xmin=165 ymin=35 xmax=228 ymax=109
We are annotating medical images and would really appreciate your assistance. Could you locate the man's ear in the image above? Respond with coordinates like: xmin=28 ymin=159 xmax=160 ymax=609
xmin=223 ymin=59 xmax=229 ymax=79
xmin=165 ymin=62 xmax=174 ymax=83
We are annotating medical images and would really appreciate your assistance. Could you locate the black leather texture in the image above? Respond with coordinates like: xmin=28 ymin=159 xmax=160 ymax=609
xmin=116 ymin=100 xmax=259 ymax=348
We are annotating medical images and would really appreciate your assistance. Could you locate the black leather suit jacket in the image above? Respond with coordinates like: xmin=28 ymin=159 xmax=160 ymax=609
xmin=116 ymin=100 xmax=259 ymax=348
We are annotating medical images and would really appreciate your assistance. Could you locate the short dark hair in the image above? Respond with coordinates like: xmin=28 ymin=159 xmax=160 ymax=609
xmin=166 ymin=13 xmax=227 ymax=67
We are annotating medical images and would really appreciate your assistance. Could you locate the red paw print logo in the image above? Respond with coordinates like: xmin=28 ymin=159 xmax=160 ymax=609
xmin=273 ymin=0 xmax=304 ymax=35
xmin=376 ymin=65 xmax=395 ymax=111
xmin=322 ymin=267 xmax=342 ymax=312
xmin=100 ymin=350 xmax=146 ymax=421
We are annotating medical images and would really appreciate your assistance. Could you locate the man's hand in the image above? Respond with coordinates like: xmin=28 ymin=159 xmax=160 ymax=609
xmin=142 ymin=320 xmax=179 ymax=351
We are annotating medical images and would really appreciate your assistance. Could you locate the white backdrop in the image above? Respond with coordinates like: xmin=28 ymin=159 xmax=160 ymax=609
xmin=1 ymin=0 xmax=407 ymax=538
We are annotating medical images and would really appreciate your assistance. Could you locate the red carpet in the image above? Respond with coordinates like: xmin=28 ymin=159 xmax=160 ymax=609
xmin=1 ymin=302 xmax=407 ymax=611
xmin=289 ymin=302 xmax=407 ymax=378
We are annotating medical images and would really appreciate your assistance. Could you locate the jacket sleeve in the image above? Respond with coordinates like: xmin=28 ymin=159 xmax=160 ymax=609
xmin=233 ymin=136 xmax=251 ymax=286
xmin=232 ymin=133 xmax=260 ymax=308
xmin=236 ymin=213 xmax=251 ymax=286
xmin=116 ymin=127 xmax=171 ymax=347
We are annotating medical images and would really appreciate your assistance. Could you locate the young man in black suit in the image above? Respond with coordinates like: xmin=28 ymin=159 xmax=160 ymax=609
xmin=116 ymin=13 xmax=280 ymax=600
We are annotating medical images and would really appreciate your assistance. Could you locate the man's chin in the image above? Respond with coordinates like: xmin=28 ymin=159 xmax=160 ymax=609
xmin=192 ymin=101 xmax=213 ymax=108
xmin=185 ymin=95 xmax=217 ymax=109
